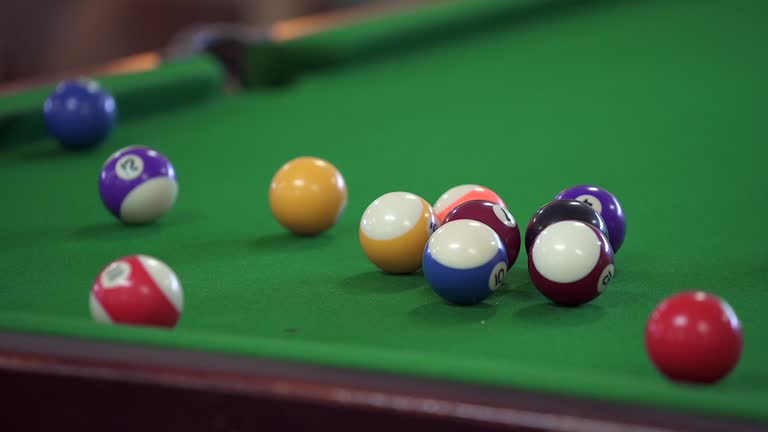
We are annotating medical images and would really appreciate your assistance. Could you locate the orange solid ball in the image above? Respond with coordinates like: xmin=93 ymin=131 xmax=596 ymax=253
xmin=269 ymin=156 xmax=348 ymax=236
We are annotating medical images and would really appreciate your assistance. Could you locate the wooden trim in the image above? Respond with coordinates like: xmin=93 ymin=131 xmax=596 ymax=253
xmin=0 ymin=330 xmax=764 ymax=432
xmin=270 ymin=0 xmax=433 ymax=41
xmin=0 ymin=1 xmax=427 ymax=95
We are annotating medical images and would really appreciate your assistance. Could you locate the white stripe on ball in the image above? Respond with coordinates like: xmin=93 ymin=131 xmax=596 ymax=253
xmin=120 ymin=177 xmax=178 ymax=224
xmin=360 ymin=192 xmax=426 ymax=240
xmin=138 ymin=255 xmax=184 ymax=312
xmin=428 ymin=219 xmax=502 ymax=270
xmin=531 ymin=220 xmax=602 ymax=283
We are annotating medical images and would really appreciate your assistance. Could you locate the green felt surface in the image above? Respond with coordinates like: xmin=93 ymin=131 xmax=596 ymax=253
xmin=1 ymin=0 xmax=767 ymax=423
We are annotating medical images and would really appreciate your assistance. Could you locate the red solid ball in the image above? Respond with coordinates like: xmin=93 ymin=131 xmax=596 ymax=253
xmin=645 ymin=290 xmax=743 ymax=383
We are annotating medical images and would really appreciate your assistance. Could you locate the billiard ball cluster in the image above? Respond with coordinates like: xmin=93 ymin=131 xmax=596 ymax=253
xmin=355 ymin=182 xmax=742 ymax=384
xmin=43 ymin=77 xmax=743 ymax=385
xmin=524 ymin=185 xmax=626 ymax=306
xmin=358 ymin=184 xmax=516 ymax=305
xmin=357 ymin=183 xmax=620 ymax=308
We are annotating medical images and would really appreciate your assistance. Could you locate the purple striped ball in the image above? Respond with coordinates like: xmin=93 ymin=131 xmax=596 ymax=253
xmin=555 ymin=184 xmax=626 ymax=253
xmin=99 ymin=146 xmax=178 ymax=224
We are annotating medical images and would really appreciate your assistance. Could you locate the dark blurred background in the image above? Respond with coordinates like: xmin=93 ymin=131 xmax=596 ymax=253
xmin=0 ymin=0 xmax=408 ymax=86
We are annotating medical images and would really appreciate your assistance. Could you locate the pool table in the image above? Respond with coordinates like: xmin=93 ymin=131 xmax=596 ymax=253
xmin=1 ymin=0 xmax=767 ymax=430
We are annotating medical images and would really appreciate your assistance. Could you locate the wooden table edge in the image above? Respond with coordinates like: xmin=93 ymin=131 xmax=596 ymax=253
xmin=0 ymin=0 xmax=430 ymax=95
xmin=0 ymin=330 xmax=764 ymax=432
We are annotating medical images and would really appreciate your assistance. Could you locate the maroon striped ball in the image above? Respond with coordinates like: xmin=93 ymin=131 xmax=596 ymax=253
xmin=528 ymin=220 xmax=614 ymax=306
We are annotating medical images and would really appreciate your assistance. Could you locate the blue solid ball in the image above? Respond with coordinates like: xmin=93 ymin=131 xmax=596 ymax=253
xmin=423 ymin=219 xmax=509 ymax=306
xmin=43 ymin=79 xmax=117 ymax=150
